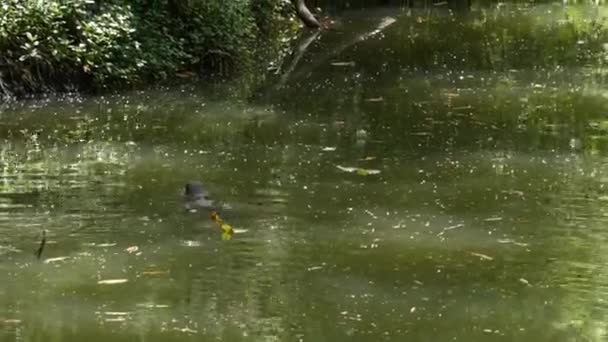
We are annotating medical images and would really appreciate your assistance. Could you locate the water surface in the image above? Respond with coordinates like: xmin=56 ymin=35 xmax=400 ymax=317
xmin=2 ymin=4 xmax=608 ymax=341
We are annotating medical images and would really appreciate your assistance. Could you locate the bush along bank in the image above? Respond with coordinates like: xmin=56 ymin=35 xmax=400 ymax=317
xmin=0 ymin=0 xmax=296 ymax=99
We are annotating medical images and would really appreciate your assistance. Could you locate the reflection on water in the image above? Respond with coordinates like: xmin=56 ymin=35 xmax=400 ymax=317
xmin=3 ymin=3 xmax=608 ymax=342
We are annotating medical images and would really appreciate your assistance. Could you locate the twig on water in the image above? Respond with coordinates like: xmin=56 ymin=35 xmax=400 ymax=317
xmin=35 ymin=229 xmax=46 ymax=260
xmin=437 ymin=223 xmax=464 ymax=237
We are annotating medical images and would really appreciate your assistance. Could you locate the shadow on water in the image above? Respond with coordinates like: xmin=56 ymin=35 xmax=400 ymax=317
xmin=3 ymin=3 xmax=608 ymax=342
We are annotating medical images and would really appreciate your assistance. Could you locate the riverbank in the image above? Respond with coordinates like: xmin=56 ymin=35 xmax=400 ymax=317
xmin=0 ymin=0 xmax=297 ymax=100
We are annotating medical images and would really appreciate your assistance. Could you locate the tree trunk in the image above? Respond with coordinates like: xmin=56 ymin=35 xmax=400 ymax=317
xmin=293 ymin=0 xmax=321 ymax=29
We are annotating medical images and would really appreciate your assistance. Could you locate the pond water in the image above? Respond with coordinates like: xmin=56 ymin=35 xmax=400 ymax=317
xmin=3 ymin=3 xmax=608 ymax=342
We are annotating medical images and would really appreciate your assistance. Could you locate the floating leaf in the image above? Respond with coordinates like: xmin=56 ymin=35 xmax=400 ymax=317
xmin=98 ymin=279 xmax=128 ymax=285
xmin=142 ymin=269 xmax=169 ymax=276
xmin=484 ymin=217 xmax=503 ymax=222
xmin=307 ymin=265 xmax=323 ymax=271
xmin=330 ymin=61 xmax=355 ymax=67
xmin=336 ymin=165 xmax=381 ymax=175
xmin=44 ymin=256 xmax=70 ymax=264
xmin=105 ymin=317 xmax=127 ymax=322
xmin=469 ymin=252 xmax=493 ymax=260
xmin=221 ymin=223 xmax=234 ymax=234
xmin=125 ymin=246 xmax=139 ymax=254
xmin=211 ymin=210 xmax=236 ymax=240
xmin=104 ymin=312 xmax=130 ymax=316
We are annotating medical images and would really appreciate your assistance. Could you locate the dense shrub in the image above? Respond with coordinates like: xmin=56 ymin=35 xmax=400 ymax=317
xmin=0 ymin=0 xmax=294 ymax=97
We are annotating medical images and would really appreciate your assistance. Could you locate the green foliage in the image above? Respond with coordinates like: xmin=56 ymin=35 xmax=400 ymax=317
xmin=0 ymin=0 xmax=143 ymax=92
xmin=0 ymin=0 xmax=294 ymax=97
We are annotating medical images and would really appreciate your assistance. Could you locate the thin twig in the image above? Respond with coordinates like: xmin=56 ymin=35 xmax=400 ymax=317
xmin=35 ymin=229 xmax=46 ymax=260
xmin=436 ymin=223 xmax=464 ymax=236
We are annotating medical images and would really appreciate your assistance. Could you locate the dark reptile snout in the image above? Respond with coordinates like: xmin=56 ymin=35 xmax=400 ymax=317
xmin=183 ymin=181 xmax=216 ymax=210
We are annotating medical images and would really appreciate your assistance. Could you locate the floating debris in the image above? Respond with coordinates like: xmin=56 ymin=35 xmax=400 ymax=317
xmin=141 ymin=270 xmax=170 ymax=276
xmin=484 ymin=217 xmax=503 ymax=222
xmin=469 ymin=252 xmax=493 ymax=261
xmin=0 ymin=245 xmax=22 ymax=255
xmin=125 ymin=246 xmax=139 ymax=254
xmin=180 ymin=240 xmax=202 ymax=247
xmin=501 ymin=190 xmax=524 ymax=197
xmin=174 ymin=327 xmax=198 ymax=334
xmin=103 ymin=312 xmax=130 ymax=316
xmin=322 ymin=146 xmax=337 ymax=152
xmin=497 ymin=239 xmax=528 ymax=247
xmin=136 ymin=303 xmax=170 ymax=309
xmin=35 ymin=229 xmax=46 ymax=260
xmin=307 ymin=265 xmax=324 ymax=271
xmin=330 ymin=61 xmax=356 ymax=67
xmin=104 ymin=317 xmax=127 ymax=323
xmin=360 ymin=156 xmax=377 ymax=161
xmin=336 ymin=165 xmax=381 ymax=175
xmin=83 ymin=242 xmax=117 ymax=248
xmin=409 ymin=132 xmax=433 ymax=136
xmin=44 ymin=256 xmax=70 ymax=264
xmin=519 ymin=278 xmax=531 ymax=286
xmin=364 ymin=210 xmax=378 ymax=219
xmin=98 ymin=279 xmax=128 ymax=285
xmin=210 ymin=211 xmax=235 ymax=240
xmin=364 ymin=97 xmax=384 ymax=102
xmin=437 ymin=223 xmax=464 ymax=236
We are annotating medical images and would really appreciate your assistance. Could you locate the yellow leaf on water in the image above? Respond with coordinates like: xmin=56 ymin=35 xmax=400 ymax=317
xmin=221 ymin=223 xmax=234 ymax=234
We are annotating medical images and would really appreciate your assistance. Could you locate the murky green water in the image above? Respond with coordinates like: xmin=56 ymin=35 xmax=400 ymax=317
xmin=3 ymin=4 xmax=608 ymax=341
